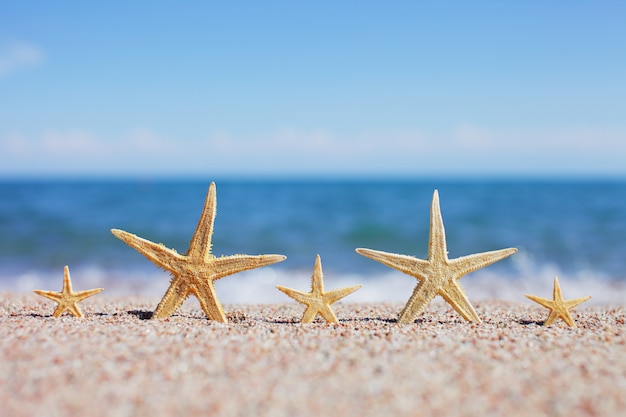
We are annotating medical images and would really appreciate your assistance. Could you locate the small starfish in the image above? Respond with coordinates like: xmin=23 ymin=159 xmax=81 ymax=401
xmin=276 ymin=255 xmax=361 ymax=323
xmin=525 ymin=276 xmax=591 ymax=328
xmin=33 ymin=265 xmax=103 ymax=318
xmin=112 ymin=182 xmax=286 ymax=322
xmin=357 ymin=190 xmax=517 ymax=324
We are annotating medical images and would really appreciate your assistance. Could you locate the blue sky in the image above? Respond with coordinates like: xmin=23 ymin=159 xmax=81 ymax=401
xmin=1 ymin=1 xmax=625 ymax=178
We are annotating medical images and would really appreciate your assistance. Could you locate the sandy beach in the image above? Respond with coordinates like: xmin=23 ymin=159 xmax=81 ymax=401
xmin=1 ymin=292 xmax=624 ymax=417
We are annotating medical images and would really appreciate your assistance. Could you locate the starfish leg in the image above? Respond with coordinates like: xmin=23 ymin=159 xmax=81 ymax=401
xmin=153 ymin=278 xmax=191 ymax=319
xmin=543 ymin=310 xmax=560 ymax=326
xmin=111 ymin=229 xmax=182 ymax=271
xmin=324 ymin=285 xmax=362 ymax=304
xmin=212 ymin=254 xmax=287 ymax=281
xmin=188 ymin=183 xmax=217 ymax=261
xmin=397 ymin=280 xmax=440 ymax=324
xmin=301 ymin=306 xmax=319 ymax=323
xmin=67 ymin=304 xmax=84 ymax=318
xmin=63 ymin=266 xmax=73 ymax=292
xmin=439 ymin=280 xmax=481 ymax=323
xmin=32 ymin=290 xmax=60 ymax=303
xmin=318 ymin=305 xmax=340 ymax=323
xmin=559 ymin=311 xmax=577 ymax=328
xmin=52 ymin=304 xmax=69 ymax=318
xmin=276 ymin=286 xmax=311 ymax=304
xmin=565 ymin=296 xmax=592 ymax=310
xmin=311 ymin=255 xmax=325 ymax=294
xmin=191 ymin=281 xmax=227 ymax=322
xmin=524 ymin=294 xmax=554 ymax=310
xmin=356 ymin=248 xmax=430 ymax=279
xmin=450 ymin=248 xmax=518 ymax=277
xmin=75 ymin=288 xmax=104 ymax=301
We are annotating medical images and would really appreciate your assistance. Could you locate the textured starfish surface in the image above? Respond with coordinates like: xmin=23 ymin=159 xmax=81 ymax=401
xmin=525 ymin=276 xmax=591 ymax=328
xmin=276 ymin=255 xmax=361 ymax=323
xmin=33 ymin=265 xmax=103 ymax=318
xmin=357 ymin=190 xmax=517 ymax=324
xmin=111 ymin=182 xmax=286 ymax=322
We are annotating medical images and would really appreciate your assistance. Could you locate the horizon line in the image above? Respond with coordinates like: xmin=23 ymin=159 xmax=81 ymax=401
xmin=1 ymin=172 xmax=625 ymax=183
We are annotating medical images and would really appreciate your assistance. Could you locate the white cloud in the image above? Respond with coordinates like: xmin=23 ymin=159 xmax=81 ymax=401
xmin=204 ymin=128 xmax=437 ymax=156
xmin=0 ymin=40 xmax=44 ymax=78
xmin=125 ymin=127 xmax=176 ymax=154
xmin=0 ymin=128 xmax=177 ymax=156
xmin=206 ymin=125 xmax=626 ymax=157
xmin=0 ymin=125 xmax=625 ymax=176
xmin=451 ymin=125 xmax=626 ymax=153
xmin=40 ymin=129 xmax=104 ymax=154
xmin=1 ymin=132 xmax=32 ymax=155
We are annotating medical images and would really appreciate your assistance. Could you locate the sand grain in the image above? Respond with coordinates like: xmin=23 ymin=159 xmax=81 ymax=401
xmin=1 ymin=293 xmax=624 ymax=417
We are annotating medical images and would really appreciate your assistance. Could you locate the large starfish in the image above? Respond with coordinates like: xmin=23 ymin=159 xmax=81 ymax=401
xmin=111 ymin=182 xmax=286 ymax=322
xmin=525 ymin=276 xmax=591 ymax=328
xmin=276 ymin=255 xmax=361 ymax=323
xmin=357 ymin=190 xmax=517 ymax=324
xmin=33 ymin=265 xmax=103 ymax=318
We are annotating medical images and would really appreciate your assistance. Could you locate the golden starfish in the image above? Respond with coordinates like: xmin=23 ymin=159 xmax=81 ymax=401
xmin=111 ymin=182 xmax=286 ymax=322
xmin=525 ymin=276 xmax=591 ymax=328
xmin=33 ymin=265 xmax=103 ymax=318
xmin=356 ymin=190 xmax=517 ymax=324
xmin=276 ymin=255 xmax=361 ymax=323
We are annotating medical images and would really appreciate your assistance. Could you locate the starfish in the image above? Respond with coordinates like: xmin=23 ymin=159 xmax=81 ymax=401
xmin=356 ymin=190 xmax=517 ymax=324
xmin=33 ymin=265 xmax=103 ymax=318
xmin=111 ymin=182 xmax=286 ymax=322
xmin=276 ymin=255 xmax=361 ymax=323
xmin=525 ymin=276 xmax=591 ymax=328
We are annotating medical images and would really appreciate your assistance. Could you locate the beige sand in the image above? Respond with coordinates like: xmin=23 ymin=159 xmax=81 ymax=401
xmin=1 ymin=293 xmax=624 ymax=417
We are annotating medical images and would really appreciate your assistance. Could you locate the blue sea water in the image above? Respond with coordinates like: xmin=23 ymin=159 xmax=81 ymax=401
xmin=1 ymin=179 xmax=625 ymax=304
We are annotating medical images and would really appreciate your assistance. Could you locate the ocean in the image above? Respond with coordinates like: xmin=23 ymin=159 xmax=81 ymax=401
xmin=1 ymin=179 xmax=625 ymax=305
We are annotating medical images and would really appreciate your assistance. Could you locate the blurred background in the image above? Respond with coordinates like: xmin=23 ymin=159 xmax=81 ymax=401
xmin=1 ymin=2 xmax=625 ymax=304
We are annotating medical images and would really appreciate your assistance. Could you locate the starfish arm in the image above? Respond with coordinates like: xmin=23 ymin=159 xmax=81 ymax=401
xmin=558 ymin=310 xmax=577 ymax=328
xmin=553 ymin=276 xmax=563 ymax=300
xmin=211 ymin=254 xmax=286 ymax=281
xmin=111 ymin=229 xmax=183 ymax=271
xmin=311 ymin=255 xmax=324 ymax=294
xmin=187 ymin=182 xmax=217 ymax=261
xmin=564 ymin=295 xmax=592 ymax=310
xmin=525 ymin=294 xmax=556 ymax=310
xmin=356 ymin=248 xmax=430 ymax=280
xmin=318 ymin=304 xmax=339 ymax=324
xmin=276 ymin=286 xmax=312 ymax=305
xmin=63 ymin=266 xmax=73 ymax=292
xmin=191 ymin=281 xmax=227 ymax=322
xmin=66 ymin=302 xmax=84 ymax=318
xmin=324 ymin=285 xmax=362 ymax=304
xmin=300 ymin=305 xmax=319 ymax=323
xmin=397 ymin=279 xmax=440 ymax=324
xmin=33 ymin=290 xmax=62 ymax=303
xmin=449 ymin=248 xmax=518 ymax=278
xmin=543 ymin=309 xmax=561 ymax=326
xmin=153 ymin=277 xmax=192 ymax=319
xmin=52 ymin=303 xmax=72 ymax=318
xmin=52 ymin=304 xmax=67 ymax=317
xmin=74 ymin=288 xmax=104 ymax=302
xmin=439 ymin=280 xmax=481 ymax=323
xmin=428 ymin=190 xmax=449 ymax=260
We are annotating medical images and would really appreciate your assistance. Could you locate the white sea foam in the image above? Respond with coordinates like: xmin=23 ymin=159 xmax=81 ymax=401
xmin=4 ymin=260 xmax=625 ymax=306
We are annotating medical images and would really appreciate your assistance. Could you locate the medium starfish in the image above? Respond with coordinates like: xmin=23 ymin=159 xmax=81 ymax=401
xmin=525 ymin=276 xmax=591 ymax=328
xmin=276 ymin=255 xmax=361 ymax=323
xmin=111 ymin=182 xmax=286 ymax=322
xmin=357 ymin=190 xmax=517 ymax=324
xmin=33 ymin=265 xmax=103 ymax=318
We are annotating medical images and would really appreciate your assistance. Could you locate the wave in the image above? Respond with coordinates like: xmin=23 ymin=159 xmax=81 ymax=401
xmin=4 ymin=253 xmax=625 ymax=306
